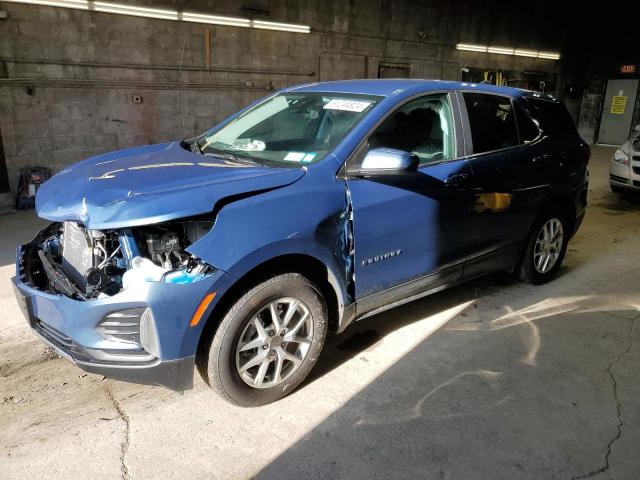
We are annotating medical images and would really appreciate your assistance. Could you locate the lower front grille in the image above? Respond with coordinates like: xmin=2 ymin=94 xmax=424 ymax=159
xmin=633 ymin=166 xmax=640 ymax=175
xmin=96 ymin=308 xmax=145 ymax=345
xmin=610 ymin=174 xmax=629 ymax=184
xmin=34 ymin=320 xmax=73 ymax=350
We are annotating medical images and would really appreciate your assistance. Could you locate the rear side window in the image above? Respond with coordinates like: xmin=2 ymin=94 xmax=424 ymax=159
xmin=463 ymin=93 xmax=518 ymax=154
xmin=524 ymin=97 xmax=577 ymax=134
xmin=515 ymin=103 xmax=540 ymax=144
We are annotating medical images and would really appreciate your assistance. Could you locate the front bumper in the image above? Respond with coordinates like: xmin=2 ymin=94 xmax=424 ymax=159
xmin=12 ymin=243 xmax=230 ymax=391
xmin=610 ymin=155 xmax=640 ymax=190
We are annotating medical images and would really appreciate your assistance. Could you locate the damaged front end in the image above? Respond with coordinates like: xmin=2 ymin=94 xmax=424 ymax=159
xmin=13 ymin=218 xmax=226 ymax=391
xmin=23 ymin=219 xmax=216 ymax=300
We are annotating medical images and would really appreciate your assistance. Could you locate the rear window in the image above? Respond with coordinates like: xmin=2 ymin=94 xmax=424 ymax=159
xmin=463 ymin=93 xmax=518 ymax=154
xmin=524 ymin=97 xmax=577 ymax=134
xmin=515 ymin=103 xmax=540 ymax=144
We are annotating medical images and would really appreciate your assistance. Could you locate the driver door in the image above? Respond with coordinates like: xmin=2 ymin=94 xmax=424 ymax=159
xmin=345 ymin=92 xmax=475 ymax=302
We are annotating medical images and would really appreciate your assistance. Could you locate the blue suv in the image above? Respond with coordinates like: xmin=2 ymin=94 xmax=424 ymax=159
xmin=12 ymin=80 xmax=589 ymax=406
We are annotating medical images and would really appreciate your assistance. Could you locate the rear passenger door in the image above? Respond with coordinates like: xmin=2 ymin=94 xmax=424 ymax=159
xmin=460 ymin=92 xmax=542 ymax=276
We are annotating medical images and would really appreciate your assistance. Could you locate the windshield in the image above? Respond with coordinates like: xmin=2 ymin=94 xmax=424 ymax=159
xmin=198 ymin=92 xmax=382 ymax=166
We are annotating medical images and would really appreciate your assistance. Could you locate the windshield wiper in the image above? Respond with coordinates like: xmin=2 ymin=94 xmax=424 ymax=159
xmin=204 ymin=150 xmax=261 ymax=166
xmin=192 ymin=140 xmax=204 ymax=154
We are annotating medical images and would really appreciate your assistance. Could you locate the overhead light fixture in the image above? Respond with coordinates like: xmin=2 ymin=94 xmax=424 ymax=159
xmin=93 ymin=1 xmax=177 ymax=20
xmin=251 ymin=20 xmax=310 ymax=33
xmin=514 ymin=49 xmax=538 ymax=58
xmin=2 ymin=0 xmax=311 ymax=33
xmin=456 ymin=43 xmax=488 ymax=53
xmin=457 ymin=43 xmax=560 ymax=60
xmin=487 ymin=46 xmax=514 ymax=55
xmin=4 ymin=0 xmax=88 ymax=7
xmin=182 ymin=12 xmax=251 ymax=28
xmin=537 ymin=51 xmax=561 ymax=60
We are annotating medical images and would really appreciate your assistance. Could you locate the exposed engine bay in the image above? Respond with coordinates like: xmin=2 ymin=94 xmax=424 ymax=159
xmin=22 ymin=219 xmax=215 ymax=300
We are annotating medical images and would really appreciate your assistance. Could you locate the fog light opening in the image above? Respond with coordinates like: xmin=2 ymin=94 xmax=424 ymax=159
xmin=140 ymin=308 xmax=161 ymax=358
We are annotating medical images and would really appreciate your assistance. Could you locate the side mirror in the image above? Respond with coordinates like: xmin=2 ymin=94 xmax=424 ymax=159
xmin=355 ymin=148 xmax=419 ymax=176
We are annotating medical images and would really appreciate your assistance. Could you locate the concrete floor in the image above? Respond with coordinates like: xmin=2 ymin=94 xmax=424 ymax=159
xmin=1 ymin=146 xmax=640 ymax=479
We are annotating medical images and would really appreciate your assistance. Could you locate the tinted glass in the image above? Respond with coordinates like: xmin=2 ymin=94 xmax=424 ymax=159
xmin=515 ymin=103 xmax=540 ymax=144
xmin=368 ymin=93 xmax=455 ymax=166
xmin=525 ymin=97 xmax=577 ymax=134
xmin=198 ymin=93 xmax=381 ymax=166
xmin=463 ymin=93 xmax=518 ymax=153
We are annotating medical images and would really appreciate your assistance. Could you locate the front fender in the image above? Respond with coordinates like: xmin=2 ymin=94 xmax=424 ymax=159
xmin=186 ymin=176 xmax=353 ymax=311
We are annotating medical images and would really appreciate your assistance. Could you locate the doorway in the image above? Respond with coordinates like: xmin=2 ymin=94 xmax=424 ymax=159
xmin=597 ymin=78 xmax=639 ymax=145
xmin=0 ymin=127 xmax=9 ymax=193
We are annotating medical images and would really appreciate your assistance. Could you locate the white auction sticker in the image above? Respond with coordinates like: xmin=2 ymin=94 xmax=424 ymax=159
xmin=324 ymin=99 xmax=372 ymax=112
xmin=283 ymin=152 xmax=306 ymax=162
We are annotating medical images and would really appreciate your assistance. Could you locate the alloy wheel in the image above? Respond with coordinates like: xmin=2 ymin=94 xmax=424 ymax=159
xmin=235 ymin=298 xmax=313 ymax=389
xmin=533 ymin=218 xmax=564 ymax=274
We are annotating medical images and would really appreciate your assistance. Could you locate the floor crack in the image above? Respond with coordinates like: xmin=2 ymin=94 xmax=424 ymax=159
xmin=570 ymin=319 xmax=635 ymax=479
xmin=106 ymin=386 xmax=131 ymax=480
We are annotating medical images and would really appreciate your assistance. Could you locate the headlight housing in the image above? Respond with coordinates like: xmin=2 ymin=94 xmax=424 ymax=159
xmin=613 ymin=149 xmax=630 ymax=165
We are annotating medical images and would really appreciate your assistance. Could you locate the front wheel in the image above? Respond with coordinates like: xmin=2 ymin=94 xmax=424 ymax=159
xmin=518 ymin=212 xmax=569 ymax=284
xmin=199 ymin=273 xmax=327 ymax=407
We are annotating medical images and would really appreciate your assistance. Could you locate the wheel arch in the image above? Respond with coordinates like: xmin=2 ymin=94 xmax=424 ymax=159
xmin=517 ymin=191 xmax=576 ymax=266
xmin=195 ymin=253 xmax=344 ymax=366
xmin=537 ymin=192 xmax=577 ymax=236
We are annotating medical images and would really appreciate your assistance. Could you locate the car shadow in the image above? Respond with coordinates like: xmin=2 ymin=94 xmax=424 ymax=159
xmin=303 ymin=272 xmax=513 ymax=387
xmin=257 ymin=277 xmax=640 ymax=479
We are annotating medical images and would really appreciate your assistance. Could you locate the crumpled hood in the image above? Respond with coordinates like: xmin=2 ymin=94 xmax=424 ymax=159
xmin=36 ymin=142 xmax=306 ymax=229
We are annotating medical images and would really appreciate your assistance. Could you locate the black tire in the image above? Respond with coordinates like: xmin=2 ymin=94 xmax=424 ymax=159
xmin=517 ymin=210 xmax=569 ymax=285
xmin=198 ymin=273 xmax=327 ymax=407
xmin=610 ymin=184 xmax=624 ymax=193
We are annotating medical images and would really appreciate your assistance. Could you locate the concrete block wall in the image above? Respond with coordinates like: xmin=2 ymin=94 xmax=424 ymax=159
xmin=0 ymin=0 xmax=569 ymax=202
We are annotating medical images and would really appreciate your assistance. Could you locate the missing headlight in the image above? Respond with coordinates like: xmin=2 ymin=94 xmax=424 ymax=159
xmin=26 ymin=218 xmax=215 ymax=300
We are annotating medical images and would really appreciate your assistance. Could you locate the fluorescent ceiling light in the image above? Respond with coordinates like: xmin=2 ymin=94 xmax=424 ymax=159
xmin=182 ymin=12 xmax=251 ymax=28
xmin=2 ymin=0 xmax=311 ymax=33
xmin=514 ymin=49 xmax=539 ymax=58
xmin=456 ymin=43 xmax=488 ymax=52
xmin=252 ymin=20 xmax=311 ymax=33
xmin=4 ymin=0 xmax=88 ymax=8
xmin=457 ymin=42 xmax=560 ymax=60
xmin=487 ymin=46 xmax=514 ymax=55
xmin=537 ymin=51 xmax=561 ymax=60
xmin=93 ymin=1 xmax=177 ymax=20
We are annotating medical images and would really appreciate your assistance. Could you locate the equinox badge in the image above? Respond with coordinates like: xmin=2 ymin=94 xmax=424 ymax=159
xmin=361 ymin=249 xmax=402 ymax=267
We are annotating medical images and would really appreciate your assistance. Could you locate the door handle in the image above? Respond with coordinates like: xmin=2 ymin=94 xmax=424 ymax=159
xmin=532 ymin=154 xmax=552 ymax=165
xmin=445 ymin=172 xmax=471 ymax=187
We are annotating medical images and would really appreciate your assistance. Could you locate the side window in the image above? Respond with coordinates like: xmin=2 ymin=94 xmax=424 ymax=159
xmin=368 ymin=93 xmax=455 ymax=166
xmin=525 ymin=97 xmax=577 ymax=134
xmin=463 ymin=93 xmax=518 ymax=153
xmin=515 ymin=103 xmax=540 ymax=144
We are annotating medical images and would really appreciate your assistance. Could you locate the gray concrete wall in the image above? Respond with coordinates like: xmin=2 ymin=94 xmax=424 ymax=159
xmin=0 ymin=1 xmax=568 ymax=202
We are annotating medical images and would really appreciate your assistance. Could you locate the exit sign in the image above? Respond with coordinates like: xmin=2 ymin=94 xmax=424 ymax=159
xmin=620 ymin=65 xmax=636 ymax=74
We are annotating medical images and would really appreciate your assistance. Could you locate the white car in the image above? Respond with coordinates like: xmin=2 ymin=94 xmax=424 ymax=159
xmin=610 ymin=124 xmax=640 ymax=193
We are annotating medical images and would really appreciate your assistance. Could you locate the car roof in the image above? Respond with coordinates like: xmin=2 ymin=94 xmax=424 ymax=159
xmin=284 ymin=79 xmax=534 ymax=99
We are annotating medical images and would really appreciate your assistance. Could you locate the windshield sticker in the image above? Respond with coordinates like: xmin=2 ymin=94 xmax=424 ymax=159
xmin=324 ymin=99 xmax=372 ymax=112
xmin=228 ymin=139 xmax=266 ymax=151
xmin=283 ymin=152 xmax=306 ymax=162
xmin=302 ymin=153 xmax=316 ymax=162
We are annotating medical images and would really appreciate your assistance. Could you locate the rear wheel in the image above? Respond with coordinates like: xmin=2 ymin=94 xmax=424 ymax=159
xmin=199 ymin=273 xmax=327 ymax=407
xmin=518 ymin=211 xmax=569 ymax=284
